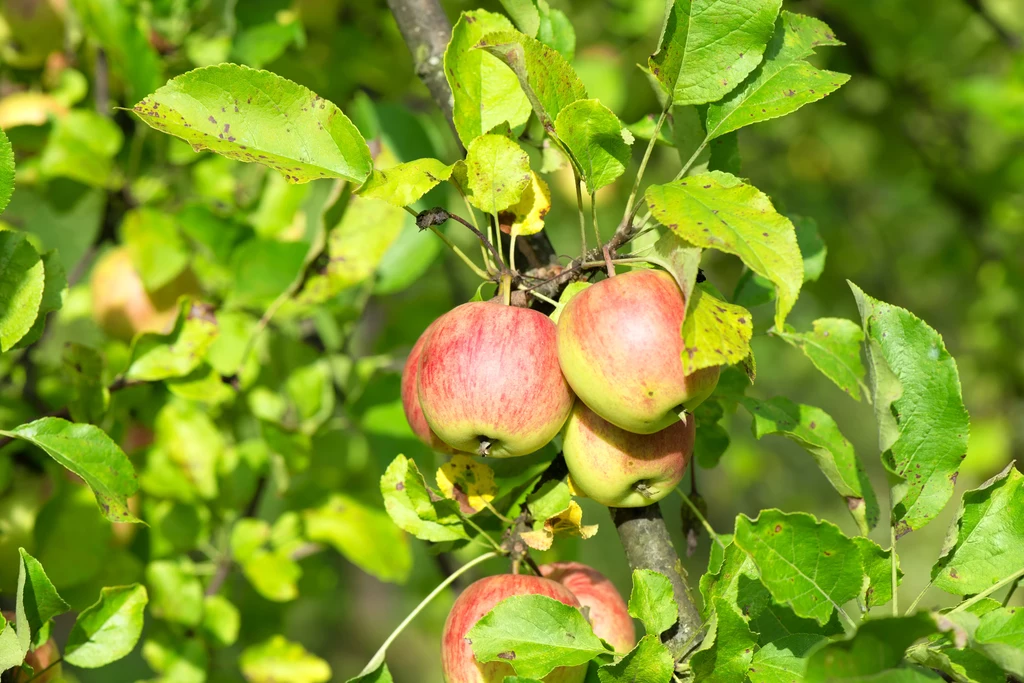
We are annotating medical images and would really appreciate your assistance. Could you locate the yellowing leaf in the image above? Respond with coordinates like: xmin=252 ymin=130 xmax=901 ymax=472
xmin=504 ymin=171 xmax=551 ymax=237
xmin=522 ymin=500 xmax=598 ymax=551
xmin=681 ymin=286 xmax=753 ymax=374
xmin=436 ymin=455 xmax=498 ymax=515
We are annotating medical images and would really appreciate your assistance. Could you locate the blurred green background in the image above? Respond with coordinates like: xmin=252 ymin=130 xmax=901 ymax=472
xmin=0 ymin=0 xmax=1022 ymax=681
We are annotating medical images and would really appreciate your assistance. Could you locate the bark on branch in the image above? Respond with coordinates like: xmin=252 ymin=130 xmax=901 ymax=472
xmin=612 ymin=505 xmax=704 ymax=658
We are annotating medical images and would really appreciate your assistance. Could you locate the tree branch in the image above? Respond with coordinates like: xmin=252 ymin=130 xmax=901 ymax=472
xmin=386 ymin=0 xmax=559 ymax=267
xmin=612 ymin=505 xmax=704 ymax=658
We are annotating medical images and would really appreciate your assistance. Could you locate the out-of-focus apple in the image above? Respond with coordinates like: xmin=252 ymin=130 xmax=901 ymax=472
xmin=90 ymin=247 xmax=200 ymax=341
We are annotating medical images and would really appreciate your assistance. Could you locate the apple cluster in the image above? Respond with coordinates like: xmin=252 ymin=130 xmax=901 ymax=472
xmin=442 ymin=562 xmax=635 ymax=683
xmin=402 ymin=268 xmax=720 ymax=508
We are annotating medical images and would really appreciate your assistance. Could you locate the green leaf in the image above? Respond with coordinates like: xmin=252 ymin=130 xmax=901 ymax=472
xmin=734 ymin=510 xmax=862 ymax=625
xmin=0 ymin=127 xmax=13 ymax=214
xmin=795 ymin=215 xmax=826 ymax=282
xmin=851 ymin=283 xmax=969 ymax=537
xmin=141 ymin=626 xmax=207 ymax=682
xmin=689 ymin=597 xmax=759 ymax=682
xmin=932 ymin=463 xmax=1024 ymax=596
xmin=358 ymin=158 xmax=454 ymax=208
xmin=380 ymin=455 xmax=469 ymax=542
xmin=708 ymin=132 xmax=741 ymax=174
xmin=681 ymin=285 xmax=753 ymax=374
xmin=0 ymin=230 xmax=45 ymax=352
xmin=39 ymin=110 xmax=124 ymax=189
xmin=500 ymin=0 xmax=542 ymax=36
xmin=748 ymin=633 xmax=826 ymax=683
xmin=133 ymin=64 xmax=371 ymax=184
xmin=706 ymin=12 xmax=849 ymax=140
xmin=476 ymin=30 xmax=588 ymax=131
xmin=240 ymin=635 xmax=332 ymax=683
xmin=626 ymin=115 xmax=674 ymax=147
xmin=647 ymin=172 xmax=803 ymax=329
xmin=462 ymin=134 xmax=531 ymax=214
xmin=120 ymin=207 xmax=190 ymax=290
xmin=1 ymin=418 xmax=139 ymax=523
xmin=649 ymin=0 xmax=782 ymax=106
xmin=146 ymin=559 xmax=204 ymax=627
xmin=970 ymin=606 xmax=1024 ymax=677
xmin=804 ymin=614 xmax=942 ymax=681
xmin=64 ymin=584 xmax=147 ymax=668
xmin=126 ymin=301 xmax=219 ymax=381
xmin=18 ymin=549 xmax=70 ymax=645
xmin=3 ymin=185 xmax=104 ymax=274
xmin=536 ymin=7 xmax=575 ymax=61
xmin=150 ymin=400 xmax=223 ymax=501
xmin=347 ymin=662 xmax=393 ymax=683
xmin=906 ymin=641 xmax=1004 ymax=683
xmin=597 ymin=635 xmax=673 ymax=683
xmin=298 ymin=195 xmax=408 ymax=304
xmin=527 ymin=480 xmax=572 ymax=522
xmin=70 ymin=0 xmax=163 ymax=103
xmin=445 ymin=10 xmax=532 ymax=148
xmin=241 ymin=549 xmax=301 ymax=602
xmin=777 ymin=318 xmax=867 ymax=401
xmin=63 ymin=344 xmax=109 ymax=424
xmin=554 ymin=99 xmax=633 ymax=193
xmin=854 ymin=537 xmax=900 ymax=609
xmin=304 ymin=493 xmax=412 ymax=584
xmin=12 ymin=248 xmax=66 ymax=351
xmin=642 ymin=234 xmax=701 ymax=312
xmin=468 ymin=594 xmax=607 ymax=679
xmin=741 ymin=396 xmax=879 ymax=534
xmin=627 ymin=569 xmax=678 ymax=637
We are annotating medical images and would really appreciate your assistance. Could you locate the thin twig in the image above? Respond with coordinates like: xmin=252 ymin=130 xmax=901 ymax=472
xmin=676 ymin=486 xmax=726 ymax=550
xmin=418 ymin=207 xmax=509 ymax=275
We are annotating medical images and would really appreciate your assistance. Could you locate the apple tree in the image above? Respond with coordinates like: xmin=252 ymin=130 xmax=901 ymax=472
xmin=0 ymin=0 xmax=1022 ymax=682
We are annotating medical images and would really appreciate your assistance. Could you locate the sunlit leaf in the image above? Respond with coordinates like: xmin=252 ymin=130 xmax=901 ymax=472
xmin=689 ymin=596 xmax=759 ymax=682
xmin=476 ymin=30 xmax=587 ymax=131
xmin=706 ymin=12 xmax=849 ymax=140
xmin=628 ymin=570 xmax=677 ymax=637
xmin=445 ymin=10 xmax=532 ymax=148
xmin=436 ymin=455 xmax=498 ymax=515
xmin=647 ymin=172 xmax=803 ymax=329
xmin=503 ymin=171 xmax=551 ymax=237
xmin=681 ymin=285 xmax=753 ymax=374
xmin=932 ymin=463 xmax=1024 ymax=596
xmin=0 ymin=127 xmax=13 ymax=214
xmin=0 ymin=230 xmax=44 ymax=352
xmin=133 ymin=64 xmax=371 ymax=184
xmin=468 ymin=595 xmax=606 ymax=679
xmin=734 ymin=510 xmax=862 ymax=625
xmin=240 ymin=635 xmax=332 ymax=683
xmin=554 ymin=99 xmax=633 ymax=193
xmin=597 ymin=635 xmax=673 ymax=682
xmin=380 ymin=455 xmax=469 ymax=543
xmin=649 ymin=0 xmax=782 ymax=106
xmin=804 ymin=614 xmax=942 ymax=681
xmin=64 ymin=584 xmax=147 ymax=668
xmin=851 ymin=283 xmax=969 ymax=537
xmin=1 ymin=418 xmax=139 ymax=523
xmin=358 ymin=158 xmax=454 ymax=208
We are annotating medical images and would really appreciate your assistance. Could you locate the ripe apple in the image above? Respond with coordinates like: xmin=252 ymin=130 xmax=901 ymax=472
xmin=562 ymin=402 xmax=694 ymax=507
xmin=442 ymin=574 xmax=588 ymax=683
xmin=418 ymin=302 xmax=574 ymax=458
xmin=557 ymin=269 xmax=719 ymax=434
xmin=401 ymin=321 xmax=456 ymax=454
xmin=90 ymin=247 xmax=200 ymax=341
xmin=540 ymin=562 xmax=636 ymax=653
xmin=2 ymin=612 xmax=62 ymax=683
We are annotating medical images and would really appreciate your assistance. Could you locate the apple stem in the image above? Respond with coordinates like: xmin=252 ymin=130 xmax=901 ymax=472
xmin=476 ymin=437 xmax=492 ymax=456
xmin=634 ymin=482 xmax=654 ymax=498
xmin=500 ymin=273 xmax=512 ymax=306
xmin=357 ymin=551 xmax=501 ymax=677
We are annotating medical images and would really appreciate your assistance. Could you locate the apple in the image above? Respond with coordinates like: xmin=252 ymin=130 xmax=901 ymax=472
xmin=442 ymin=574 xmax=588 ymax=683
xmin=418 ymin=302 xmax=574 ymax=458
xmin=90 ymin=247 xmax=200 ymax=341
xmin=562 ymin=402 xmax=694 ymax=507
xmin=556 ymin=269 xmax=719 ymax=434
xmin=2 ymin=612 xmax=62 ymax=683
xmin=540 ymin=562 xmax=636 ymax=653
xmin=401 ymin=321 xmax=456 ymax=454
